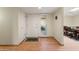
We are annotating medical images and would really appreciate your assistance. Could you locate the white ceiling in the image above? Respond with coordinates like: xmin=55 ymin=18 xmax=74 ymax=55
xmin=21 ymin=7 xmax=59 ymax=14
xmin=64 ymin=7 xmax=79 ymax=16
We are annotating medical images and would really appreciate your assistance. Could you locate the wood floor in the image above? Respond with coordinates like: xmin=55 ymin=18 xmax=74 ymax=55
xmin=0 ymin=37 xmax=64 ymax=51
xmin=64 ymin=36 xmax=79 ymax=51
xmin=0 ymin=36 xmax=79 ymax=51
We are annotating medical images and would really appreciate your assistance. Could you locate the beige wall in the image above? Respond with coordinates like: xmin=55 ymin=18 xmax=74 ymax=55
xmin=64 ymin=16 xmax=73 ymax=26
xmin=0 ymin=8 xmax=26 ymax=45
xmin=64 ymin=15 xmax=79 ymax=26
xmin=52 ymin=8 xmax=64 ymax=45
xmin=71 ymin=16 xmax=79 ymax=26
xmin=0 ymin=8 xmax=14 ymax=44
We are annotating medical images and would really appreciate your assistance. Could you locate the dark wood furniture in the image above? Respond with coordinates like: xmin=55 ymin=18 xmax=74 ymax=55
xmin=64 ymin=26 xmax=79 ymax=40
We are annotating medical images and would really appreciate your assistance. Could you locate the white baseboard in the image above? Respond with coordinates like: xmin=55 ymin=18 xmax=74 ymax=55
xmin=54 ymin=37 xmax=64 ymax=46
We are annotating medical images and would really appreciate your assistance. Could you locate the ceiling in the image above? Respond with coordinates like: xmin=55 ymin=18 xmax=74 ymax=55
xmin=21 ymin=7 xmax=59 ymax=14
xmin=64 ymin=7 xmax=79 ymax=16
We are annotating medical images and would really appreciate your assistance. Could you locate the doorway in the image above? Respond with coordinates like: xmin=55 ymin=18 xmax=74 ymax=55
xmin=40 ymin=19 xmax=48 ymax=37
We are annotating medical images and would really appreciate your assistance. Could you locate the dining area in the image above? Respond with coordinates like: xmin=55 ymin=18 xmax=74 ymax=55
xmin=64 ymin=26 xmax=79 ymax=40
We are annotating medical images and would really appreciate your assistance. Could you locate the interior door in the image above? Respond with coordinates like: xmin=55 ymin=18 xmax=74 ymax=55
xmin=40 ymin=19 xmax=48 ymax=37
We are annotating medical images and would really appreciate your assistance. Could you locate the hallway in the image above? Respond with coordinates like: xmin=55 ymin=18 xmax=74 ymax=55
xmin=0 ymin=7 xmax=64 ymax=50
xmin=0 ymin=38 xmax=63 ymax=51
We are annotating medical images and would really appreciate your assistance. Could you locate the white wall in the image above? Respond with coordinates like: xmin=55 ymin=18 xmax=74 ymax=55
xmin=26 ymin=14 xmax=54 ymax=37
xmin=17 ymin=9 xmax=26 ymax=44
xmin=0 ymin=8 xmax=26 ymax=45
xmin=52 ymin=8 xmax=64 ymax=45
xmin=26 ymin=14 xmax=40 ymax=37
xmin=43 ymin=14 xmax=54 ymax=36
xmin=12 ymin=8 xmax=27 ymax=45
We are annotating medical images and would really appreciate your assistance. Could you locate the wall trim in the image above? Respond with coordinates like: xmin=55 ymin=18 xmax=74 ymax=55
xmin=0 ymin=39 xmax=25 ymax=46
xmin=53 ymin=37 xmax=64 ymax=46
xmin=0 ymin=36 xmax=64 ymax=46
xmin=39 ymin=36 xmax=64 ymax=46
